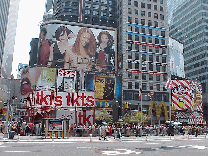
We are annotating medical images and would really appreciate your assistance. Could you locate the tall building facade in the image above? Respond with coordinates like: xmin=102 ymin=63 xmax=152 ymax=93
xmin=117 ymin=0 xmax=169 ymax=123
xmin=1 ymin=0 xmax=20 ymax=78
xmin=0 ymin=0 xmax=10 ymax=75
xmin=52 ymin=0 xmax=117 ymax=27
xmin=169 ymin=0 xmax=208 ymax=113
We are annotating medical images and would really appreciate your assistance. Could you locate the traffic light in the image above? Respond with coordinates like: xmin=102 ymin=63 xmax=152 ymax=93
xmin=0 ymin=109 xmax=2 ymax=114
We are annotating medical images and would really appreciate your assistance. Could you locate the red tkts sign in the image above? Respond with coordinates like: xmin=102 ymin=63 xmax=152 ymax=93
xmin=28 ymin=91 xmax=95 ymax=108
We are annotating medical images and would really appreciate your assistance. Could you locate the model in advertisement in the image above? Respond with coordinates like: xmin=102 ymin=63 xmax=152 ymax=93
xmin=38 ymin=28 xmax=53 ymax=66
xmin=95 ymin=31 xmax=115 ymax=72
xmin=49 ymin=26 xmax=75 ymax=68
xmin=72 ymin=27 xmax=96 ymax=71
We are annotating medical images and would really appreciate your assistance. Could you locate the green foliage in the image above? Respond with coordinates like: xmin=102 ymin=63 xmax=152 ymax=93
xmin=122 ymin=111 xmax=150 ymax=124
xmin=95 ymin=109 xmax=112 ymax=123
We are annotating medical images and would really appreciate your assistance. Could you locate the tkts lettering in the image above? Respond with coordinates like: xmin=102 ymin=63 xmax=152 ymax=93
xmin=29 ymin=91 xmax=95 ymax=107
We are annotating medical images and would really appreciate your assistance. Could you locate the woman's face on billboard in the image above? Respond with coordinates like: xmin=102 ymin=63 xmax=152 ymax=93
xmin=59 ymin=31 xmax=68 ymax=42
xmin=80 ymin=32 xmax=91 ymax=47
xmin=101 ymin=34 xmax=108 ymax=45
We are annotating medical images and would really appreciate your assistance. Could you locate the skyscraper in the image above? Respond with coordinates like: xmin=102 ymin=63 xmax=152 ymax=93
xmin=169 ymin=0 xmax=208 ymax=108
xmin=117 ymin=0 xmax=170 ymax=123
xmin=51 ymin=0 xmax=117 ymax=27
xmin=0 ymin=0 xmax=10 ymax=75
xmin=1 ymin=0 xmax=20 ymax=78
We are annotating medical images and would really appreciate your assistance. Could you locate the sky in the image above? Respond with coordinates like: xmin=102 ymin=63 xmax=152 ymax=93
xmin=12 ymin=0 xmax=46 ymax=78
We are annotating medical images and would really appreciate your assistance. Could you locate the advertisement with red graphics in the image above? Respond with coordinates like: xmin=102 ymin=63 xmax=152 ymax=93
xmin=27 ymin=91 xmax=95 ymax=108
xmin=56 ymin=108 xmax=94 ymax=126
xmin=48 ymin=120 xmax=63 ymax=131
xmin=38 ymin=23 xmax=116 ymax=72
xmin=172 ymin=80 xmax=202 ymax=112
xmin=20 ymin=67 xmax=56 ymax=105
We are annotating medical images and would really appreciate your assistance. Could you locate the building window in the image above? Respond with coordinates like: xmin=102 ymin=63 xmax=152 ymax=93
xmin=155 ymin=38 xmax=159 ymax=44
xmin=135 ymin=18 xmax=139 ymax=23
xmin=156 ymin=55 xmax=159 ymax=62
xmin=135 ymin=82 xmax=139 ymax=89
xmin=93 ymin=5 xmax=99 ymax=9
xmin=149 ymin=29 xmax=152 ymax=35
xmin=128 ymin=82 xmax=132 ymax=89
xmin=142 ymin=45 xmax=146 ymax=51
xmin=154 ymin=21 xmax=158 ymax=27
xmin=147 ymin=4 xmax=151 ymax=9
xmin=142 ymin=36 xmax=146 ymax=42
xmin=156 ymin=65 xmax=160 ymax=72
xmin=135 ymin=36 xmax=139 ymax=41
xmin=160 ymin=0 xmax=163 ymax=4
xmin=149 ymin=47 xmax=153 ymax=52
xmin=135 ymin=62 xmax=139 ymax=69
xmin=142 ymin=74 xmax=146 ymax=80
xmin=134 ymin=1 xmax=138 ymax=7
xmin=128 ymin=72 xmax=132 ymax=79
xmin=142 ymin=83 xmax=147 ymax=90
xmin=156 ymin=75 xmax=160 ymax=81
xmin=135 ymin=27 xmax=139 ymax=32
xmin=127 ymin=44 xmax=132 ymax=50
xmin=163 ymin=75 xmax=167 ymax=81
xmin=135 ymin=53 xmax=139 ymax=60
xmin=162 ymin=57 xmax=166 ymax=63
xmin=154 ymin=13 xmax=158 ymax=19
xmin=161 ymin=31 xmax=165 ymax=37
xmin=153 ymin=0 xmax=157 ymax=3
xmin=141 ymin=2 xmax=145 ymax=8
xmin=156 ymin=84 xmax=160 ymax=91
xmin=154 ymin=5 xmax=157 ymax=10
xmin=128 ymin=62 xmax=132 ymax=69
xmin=149 ymin=74 xmax=153 ymax=80
xmin=128 ymin=16 xmax=132 ymax=22
xmin=128 ymin=34 xmax=132 ymax=40
xmin=160 ymin=6 xmax=163 ymax=12
xmin=149 ymin=64 xmax=153 ymax=71
xmin=156 ymin=48 xmax=159 ymax=54
xmin=128 ymin=0 xmax=131 ymax=5
xmin=128 ymin=8 xmax=132 ymax=14
xmin=160 ymin=14 xmax=164 ymax=20
xmin=135 ymin=44 xmax=139 ymax=50
xmin=150 ymin=83 xmax=153 ymax=90
xmin=148 ymin=12 xmax=151 ymax=17
xmin=161 ymin=40 xmax=165 ymax=45
xmin=135 ymin=9 xmax=138 ymax=15
xmin=142 ymin=54 xmax=146 ymax=61
xmin=135 ymin=73 xmax=139 ymax=79
xmin=162 ymin=48 xmax=166 ymax=54
xmin=141 ymin=19 xmax=145 ymax=25
xmin=141 ymin=10 xmax=145 ymax=16
xmin=148 ymin=37 xmax=152 ymax=43
xmin=148 ymin=20 xmax=152 ymax=26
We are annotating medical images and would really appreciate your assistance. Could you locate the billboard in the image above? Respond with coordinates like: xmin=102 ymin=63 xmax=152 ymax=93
xmin=20 ymin=67 xmax=56 ymax=104
xmin=57 ymin=69 xmax=76 ymax=92
xmin=86 ymin=74 xmax=122 ymax=108
xmin=27 ymin=90 xmax=95 ymax=108
xmin=37 ymin=23 xmax=116 ymax=72
xmin=172 ymin=80 xmax=202 ymax=112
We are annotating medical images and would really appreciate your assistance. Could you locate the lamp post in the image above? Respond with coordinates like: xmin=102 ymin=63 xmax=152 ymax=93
xmin=140 ymin=55 xmax=143 ymax=124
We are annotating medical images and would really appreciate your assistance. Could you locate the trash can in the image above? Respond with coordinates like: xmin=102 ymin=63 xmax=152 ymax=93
xmin=9 ymin=131 xmax=15 ymax=139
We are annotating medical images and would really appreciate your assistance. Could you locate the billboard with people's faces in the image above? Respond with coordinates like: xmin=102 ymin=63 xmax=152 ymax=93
xmin=20 ymin=67 xmax=56 ymax=105
xmin=37 ymin=23 xmax=116 ymax=72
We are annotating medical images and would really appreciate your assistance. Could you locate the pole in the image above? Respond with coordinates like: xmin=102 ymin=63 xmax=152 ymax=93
xmin=140 ymin=55 xmax=143 ymax=124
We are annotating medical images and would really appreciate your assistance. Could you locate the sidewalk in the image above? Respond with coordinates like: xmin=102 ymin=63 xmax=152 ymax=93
xmin=0 ymin=133 xmax=207 ymax=142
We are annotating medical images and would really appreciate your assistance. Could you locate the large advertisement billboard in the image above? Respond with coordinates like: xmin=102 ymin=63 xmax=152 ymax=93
xmin=86 ymin=74 xmax=122 ymax=108
xmin=20 ymin=67 xmax=56 ymax=104
xmin=37 ymin=23 xmax=116 ymax=72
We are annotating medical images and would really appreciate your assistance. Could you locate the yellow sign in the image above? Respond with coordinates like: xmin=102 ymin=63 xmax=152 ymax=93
xmin=148 ymin=101 xmax=168 ymax=121
xmin=124 ymin=102 xmax=129 ymax=109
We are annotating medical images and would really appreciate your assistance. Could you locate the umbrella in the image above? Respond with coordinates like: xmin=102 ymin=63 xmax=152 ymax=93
xmin=102 ymin=122 xmax=107 ymax=125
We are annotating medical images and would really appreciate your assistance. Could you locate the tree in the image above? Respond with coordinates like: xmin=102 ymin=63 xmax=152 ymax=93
xmin=95 ymin=109 xmax=112 ymax=123
xmin=122 ymin=111 xmax=150 ymax=124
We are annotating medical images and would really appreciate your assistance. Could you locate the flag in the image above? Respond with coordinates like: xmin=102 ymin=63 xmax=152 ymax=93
xmin=139 ymin=88 xmax=142 ymax=100
xmin=165 ymin=79 xmax=172 ymax=90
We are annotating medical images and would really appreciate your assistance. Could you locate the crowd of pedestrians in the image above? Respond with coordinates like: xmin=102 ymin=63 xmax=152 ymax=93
xmin=0 ymin=121 xmax=207 ymax=139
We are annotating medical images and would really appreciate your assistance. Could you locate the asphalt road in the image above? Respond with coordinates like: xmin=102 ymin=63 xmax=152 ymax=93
xmin=0 ymin=136 xmax=207 ymax=156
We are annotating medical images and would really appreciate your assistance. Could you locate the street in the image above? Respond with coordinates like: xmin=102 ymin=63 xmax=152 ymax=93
xmin=0 ymin=135 xmax=207 ymax=156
